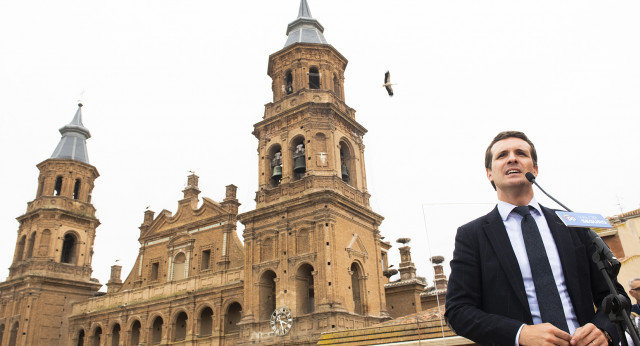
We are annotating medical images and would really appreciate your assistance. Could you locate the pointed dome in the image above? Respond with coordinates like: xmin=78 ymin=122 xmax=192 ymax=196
xmin=50 ymin=103 xmax=92 ymax=164
xmin=284 ymin=0 xmax=327 ymax=47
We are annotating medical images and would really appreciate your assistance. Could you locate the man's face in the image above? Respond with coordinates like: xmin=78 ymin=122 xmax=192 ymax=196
xmin=486 ymin=137 xmax=538 ymax=193
xmin=630 ymin=280 xmax=640 ymax=302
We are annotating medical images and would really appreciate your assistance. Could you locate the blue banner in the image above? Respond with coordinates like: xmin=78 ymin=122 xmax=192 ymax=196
xmin=555 ymin=211 xmax=612 ymax=229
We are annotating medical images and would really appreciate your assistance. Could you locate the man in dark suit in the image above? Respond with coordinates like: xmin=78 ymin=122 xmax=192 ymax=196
xmin=445 ymin=131 xmax=627 ymax=346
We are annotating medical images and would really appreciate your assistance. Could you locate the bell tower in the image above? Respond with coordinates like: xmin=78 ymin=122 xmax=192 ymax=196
xmin=0 ymin=103 xmax=101 ymax=346
xmin=238 ymin=1 xmax=389 ymax=344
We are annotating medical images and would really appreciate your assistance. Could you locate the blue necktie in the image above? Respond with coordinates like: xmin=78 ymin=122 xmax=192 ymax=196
xmin=513 ymin=206 xmax=569 ymax=332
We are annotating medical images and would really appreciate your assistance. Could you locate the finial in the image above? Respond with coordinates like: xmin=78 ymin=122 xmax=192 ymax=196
xmin=78 ymin=103 xmax=83 ymax=108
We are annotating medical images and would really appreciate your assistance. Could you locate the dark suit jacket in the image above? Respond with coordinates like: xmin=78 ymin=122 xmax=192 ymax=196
xmin=444 ymin=205 xmax=627 ymax=346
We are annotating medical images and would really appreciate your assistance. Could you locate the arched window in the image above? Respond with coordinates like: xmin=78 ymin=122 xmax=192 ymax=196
xmin=199 ymin=307 xmax=213 ymax=336
xmin=110 ymin=324 xmax=120 ymax=346
xmin=259 ymin=270 xmax=277 ymax=320
xmin=309 ymin=67 xmax=320 ymax=89
xmin=151 ymin=316 xmax=163 ymax=344
xmin=174 ymin=311 xmax=188 ymax=341
xmin=15 ymin=235 xmax=26 ymax=262
xmin=269 ymin=145 xmax=283 ymax=188
xmin=291 ymin=137 xmax=306 ymax=181
xmin=92 ymin=327 xmax=101 ymax=346
xmin=73 ymin=179 xmax=81 ymax=200
xmin=26 ymin=232 xmax=36 ymax=259
xmin=76 ymin=329 xmax=84 ymax=346
xmin=8 ymin=322 xmax=18 ymax=346
xmin=54 ymin=176 xmax=63 ymax=196
xmin=296 ymin=264 xmax=315 ymax=314
xmin=172 ymin=252 xmax=187 ymax=280
xmin=285 ymin=70 xmax=293 ymax=95
xmin=39 ymin=230 xmax=51 ymax=256
xmin=339 ymin=141 xmax=356 ymax=186
xmin=61 ymin=233 xmax=77 ymax=264
xmin=224 ymin=302 xmax=242 ymax=334
xmin=351 ymin=262 xmax=364 ymax=314
xmin=130 ymin=321 xmax=141 ymax=346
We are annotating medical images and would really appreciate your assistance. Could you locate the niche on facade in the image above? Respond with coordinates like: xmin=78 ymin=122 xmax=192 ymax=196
xmin=38 ymin=230 xmax=50 ymax=256
xmin=198 ymin=307 xmax=214 ymax=336
xmin=333 ymin=73 xmax=341 ymax=97
xmin=261 ymin=237 xmax=275 ymax=262
xmin=224 ymin=302 xmax=242 ymax=334
xmin=259 ymin=270 xmax=277 ymax=320
xmin=173 ymin=311 xmax=188 ymax=342
xmin=111 ymin=324 xmax=120 ymax=346
xmin=26 ymin=232 xmax=36 ymax=259
xmin=15 ymin=235 xmax=26 ymax=262
xmin=296 ymin=229 xmax=311 ymax=254
xmin=314 ymin=132 xmax=328 ymax=167
xmin=350 ymin=262 xmax=365 ymax=315
xmin=151 ymin=316 xmax=163 ymax=344
xmin=129 ymin=320 xmax=141 ymax=346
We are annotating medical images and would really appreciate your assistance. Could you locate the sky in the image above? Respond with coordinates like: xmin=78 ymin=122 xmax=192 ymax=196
xmin=1 ymin=0 xmax=639 ymax=290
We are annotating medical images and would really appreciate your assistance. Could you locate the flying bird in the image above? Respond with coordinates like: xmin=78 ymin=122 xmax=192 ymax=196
xmin=382 ymin=71 xmax=394 ymax=97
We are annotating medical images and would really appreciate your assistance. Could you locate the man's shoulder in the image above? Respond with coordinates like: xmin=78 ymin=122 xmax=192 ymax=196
xmin=458 ymin=206 xmax=499 ymax=231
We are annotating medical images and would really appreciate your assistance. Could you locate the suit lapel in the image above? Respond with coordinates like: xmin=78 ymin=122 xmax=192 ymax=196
xmin=541 ymin=206 xmax=582 ymax=314
xmin=482 ymin=207 xmax=531 ymax=317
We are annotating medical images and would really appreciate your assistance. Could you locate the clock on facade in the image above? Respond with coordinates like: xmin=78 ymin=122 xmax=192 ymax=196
xmin=270 ymin=306 xmax=293 ymax=336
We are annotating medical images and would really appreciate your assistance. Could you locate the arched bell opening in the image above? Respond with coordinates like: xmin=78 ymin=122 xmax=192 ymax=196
xmin=291 ymin=137 xmax=306 ymax=181
xmin=73 ymin=178 xmax=81 ymax=200
xmin=309 ymin=67 xmax=320 ymax=89
xmin=60 ymin=233 xmax=78 ymax=264
xmin=26 ymin=232 xmax=36 ymax=259
xmin=333 ymin=73 xmax=341 ymax=98
xmin=285 ymin=70 xmax=293 ymax=95
xmin=268 ymin=144 xmax=283 ymax=188
xmin=54 ymin=176 xmax=63 ymax=196
xmin=339 ymin=140 xmax=356 ymax=187
xmin=75 ymin=328 xmax=84 ymax=346
xmin=15 ymin=235 xmax=26 ymax=262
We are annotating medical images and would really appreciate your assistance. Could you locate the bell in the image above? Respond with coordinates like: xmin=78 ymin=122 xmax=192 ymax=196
xmin=272 ymin=165 xmax=282 ymax=179
xmin=293 ymin=156 xmax=306 ymax=173
xmin=341 ymin=164 xmax=349 ymax=180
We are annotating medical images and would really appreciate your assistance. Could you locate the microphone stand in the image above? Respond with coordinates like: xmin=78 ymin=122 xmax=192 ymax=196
xmin=529 ymin=176 xmax=639 ymax=346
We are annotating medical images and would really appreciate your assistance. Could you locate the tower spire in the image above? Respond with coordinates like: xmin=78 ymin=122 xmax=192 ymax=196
xmin=284 ymin=0 xmax=327 ymax=47
xmin=50 ymin=103 xmax=92 ymax=164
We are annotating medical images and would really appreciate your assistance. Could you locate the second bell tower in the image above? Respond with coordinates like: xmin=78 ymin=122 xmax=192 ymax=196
xmin=238 ymin=1 xmax=389 ymax=344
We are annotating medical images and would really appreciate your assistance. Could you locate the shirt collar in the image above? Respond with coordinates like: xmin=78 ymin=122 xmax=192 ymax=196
xmin=497 ymin=197 xmax=542 ymax=221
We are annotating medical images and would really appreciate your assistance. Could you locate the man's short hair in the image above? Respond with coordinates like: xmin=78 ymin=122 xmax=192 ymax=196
xmin=629 ymin=278 xmax=640 ymax=289
xmin=485 ymin=131 xmax=538 ymax=190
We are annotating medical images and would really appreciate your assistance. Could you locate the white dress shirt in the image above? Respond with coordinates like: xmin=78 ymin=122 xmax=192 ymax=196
xmin=497 ymin=198 xmax=579 ymax=344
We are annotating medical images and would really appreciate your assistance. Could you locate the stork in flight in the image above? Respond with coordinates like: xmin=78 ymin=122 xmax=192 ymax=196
xmin=382 ymin=71 xmax=394 ymax=97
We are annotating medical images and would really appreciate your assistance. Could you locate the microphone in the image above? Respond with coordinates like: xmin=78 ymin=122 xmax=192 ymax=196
xmin=525 ymin=172 xmax=573 ymax=212
xmin=526 ymin=172 xmax=619 ymax=265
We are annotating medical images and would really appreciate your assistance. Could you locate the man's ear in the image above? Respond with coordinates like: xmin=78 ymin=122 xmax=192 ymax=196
xmin=532 ymin=165 xmax=539 ymax=178
xmin=486 ymin=168 xmax=493 ymax=182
